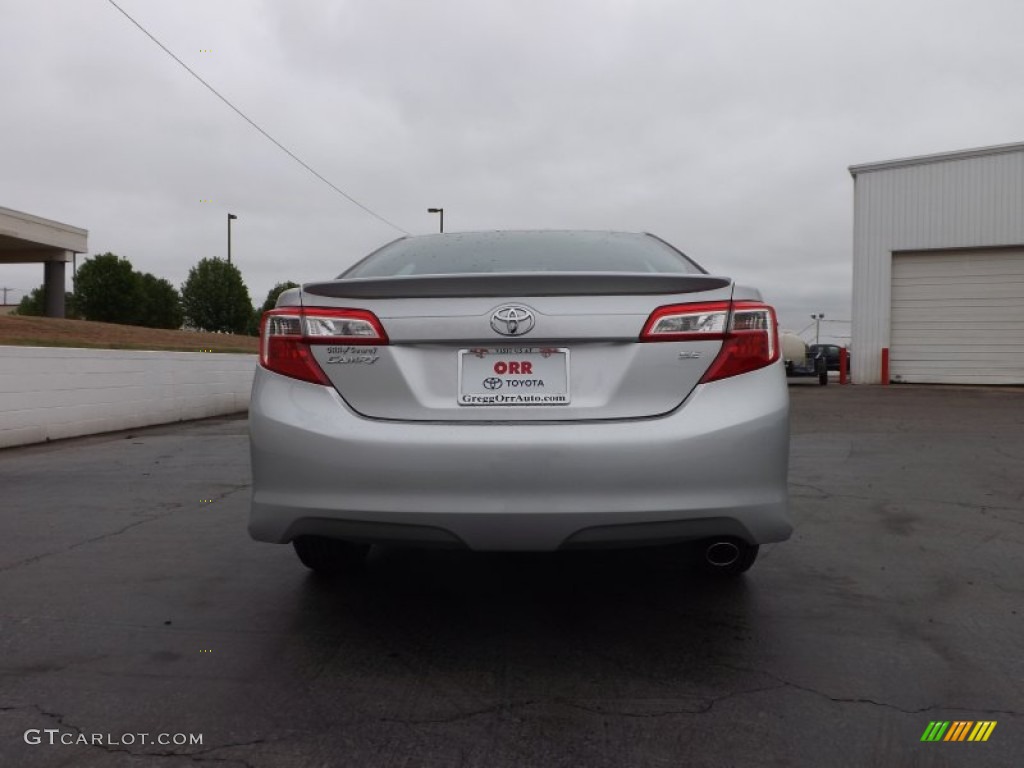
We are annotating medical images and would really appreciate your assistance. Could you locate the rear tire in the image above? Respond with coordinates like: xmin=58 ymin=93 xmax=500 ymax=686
xmin=699 ymin=538 xmax=759 ymax=576
xmin=292 ymin=536 xmax=370 ymax=576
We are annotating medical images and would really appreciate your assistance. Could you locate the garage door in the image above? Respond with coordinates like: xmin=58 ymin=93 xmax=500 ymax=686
xmin=891 ymin=249 xmax=1024 ymax=384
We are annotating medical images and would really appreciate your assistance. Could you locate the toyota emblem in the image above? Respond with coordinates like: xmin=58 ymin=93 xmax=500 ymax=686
xmin=482 ymin=377 xmax=503 ymax=390
xmin=490 ymin=305 xmax=535 ymax=336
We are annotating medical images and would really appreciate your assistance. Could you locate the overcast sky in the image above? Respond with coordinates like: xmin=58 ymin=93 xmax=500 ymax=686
xmin=4 ymin=0 xmax=1024 ymax=343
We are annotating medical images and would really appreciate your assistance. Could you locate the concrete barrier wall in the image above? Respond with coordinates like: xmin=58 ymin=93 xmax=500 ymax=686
xmin=0 ymin=347 xmax=257 ymax=449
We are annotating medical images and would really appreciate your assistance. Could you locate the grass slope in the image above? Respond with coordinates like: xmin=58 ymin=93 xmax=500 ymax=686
xmin=0 ymin=315 xmax=259 ymax=354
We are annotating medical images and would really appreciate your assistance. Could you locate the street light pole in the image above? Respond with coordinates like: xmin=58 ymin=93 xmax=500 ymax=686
xmin=810 ymin=313 xmax=825 ymax=345
xmin=227 ymin=213 xmax=238 ymax=264
xmin=427 ymin=207 xmax=444 ymax=233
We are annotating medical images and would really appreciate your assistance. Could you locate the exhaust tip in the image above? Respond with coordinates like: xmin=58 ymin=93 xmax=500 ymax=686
xmin=705 ymin=541 xmax=741 ymax=568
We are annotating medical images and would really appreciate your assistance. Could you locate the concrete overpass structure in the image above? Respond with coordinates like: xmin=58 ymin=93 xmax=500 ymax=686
xmin=0 ymin=207 xmax=88 ymax=317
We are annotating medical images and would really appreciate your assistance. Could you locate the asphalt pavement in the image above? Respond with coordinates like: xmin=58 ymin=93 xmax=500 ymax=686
xmin=1 ymin=384 xmax=1022 ymax=767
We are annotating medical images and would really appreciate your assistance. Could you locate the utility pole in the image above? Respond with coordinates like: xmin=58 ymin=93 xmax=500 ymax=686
xmin=427 ymin=207 xmax=444 ymax=233
xmin=227 ymin=213 xmax=238 ymax=264
xmin=810 ymin=313 xmax=825 ymax=345
xmin=1 ymin=287 xmax=9 ymax=305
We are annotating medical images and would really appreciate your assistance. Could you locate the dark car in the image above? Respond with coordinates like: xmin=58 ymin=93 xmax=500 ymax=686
xmin=808 ymin=344 xmax=849 ymax=372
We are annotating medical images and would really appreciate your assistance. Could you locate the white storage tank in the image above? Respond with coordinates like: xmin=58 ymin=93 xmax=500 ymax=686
xmin=780 ymin=332 xmax=807 ymax=365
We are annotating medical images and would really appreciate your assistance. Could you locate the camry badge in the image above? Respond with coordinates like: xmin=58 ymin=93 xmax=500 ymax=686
xmin=490 ymin=305 xmax=535 ymax=336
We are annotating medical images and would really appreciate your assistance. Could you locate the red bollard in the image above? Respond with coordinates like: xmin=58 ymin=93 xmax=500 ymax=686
xmin=881 ymin=348 xmax=889 ymax=385
xmin=839 ymin=348 xmax=848 ymax=385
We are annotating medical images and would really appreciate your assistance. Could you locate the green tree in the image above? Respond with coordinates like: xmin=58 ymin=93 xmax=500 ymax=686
xmin=75 ymin=253 xmax=142 ymax=324
xmin=14 ymin=286 xmax=45 ymax=316
xmin=248 ymin=281 xmax=300 ymax=336
xmin=136 ymin=273 xmax=183 ymax=329
xmin=245 ymin=308 xmax=261 ymax=337
xmin=14 ymin=286 xmax=76 ymax=317
xmin=260 ymin=281 xmax=300 ymax=313
xmin=181 ymin=257 xmax=253 ymax=333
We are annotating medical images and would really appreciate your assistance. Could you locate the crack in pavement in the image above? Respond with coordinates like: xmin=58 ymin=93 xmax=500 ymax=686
xmin=709 ymin=663 xmax=1024 ymax=717
xmin=369 ymin=661 xmax=1024 ymax=726
xmin=983 ymin=508 xmax=1024 ymax=528
xmin=379 ymin=675 xmax=1024 ymax=726
xmin=0 ymin=611 xmax=363 ymax=641
xmin=370 ymin=683 xmax=806 ymax=727
xmin=789 ymin=483 xmax=1024 ymax=517
xmin=0 ymin=485 xmax=250 ymax=575
xmin=370 ymin=679 xmax=865 ymax=726
xmin=0 ymin=517 xmax=172 ymax=575
xmin=378 ymin=701 xmax=525 ymax=726
xmin=559 ymin=683 xmax=787 ymax=717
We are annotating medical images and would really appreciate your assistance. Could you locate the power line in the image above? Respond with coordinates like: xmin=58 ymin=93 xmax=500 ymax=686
xmin=104 ymin=0 xmax=410 ymax=235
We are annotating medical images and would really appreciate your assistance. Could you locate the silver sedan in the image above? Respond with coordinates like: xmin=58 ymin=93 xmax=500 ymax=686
xmin=249 ymin=230 xmax=791 ymax=575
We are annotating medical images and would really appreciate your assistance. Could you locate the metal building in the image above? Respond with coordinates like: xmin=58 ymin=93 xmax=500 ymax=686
xmin=849 ymin=142 xmax=1024 ymax=385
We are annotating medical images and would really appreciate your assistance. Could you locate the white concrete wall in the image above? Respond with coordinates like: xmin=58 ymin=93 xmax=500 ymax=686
xmin=0 ymin=347 xmax=257 ymax=449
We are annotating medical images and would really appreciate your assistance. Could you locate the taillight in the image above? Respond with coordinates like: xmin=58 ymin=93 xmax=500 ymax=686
xmin=259 ymin=308 xmax=388 ymax=385
xmin=640 ymin=300 xmax=779 ymax=382
xmin=639 ymin=301 xmax=731 ymax=341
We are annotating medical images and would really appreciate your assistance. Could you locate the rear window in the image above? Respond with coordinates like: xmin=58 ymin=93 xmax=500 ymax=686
xmin=342 ymin=231 xmax=704 ymax=278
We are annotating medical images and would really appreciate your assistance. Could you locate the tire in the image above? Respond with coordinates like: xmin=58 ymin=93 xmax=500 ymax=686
xmin=699 ymin=538 xmax=759 ymax=576
xmin=292 ymin=536 xmax=371 ymax=576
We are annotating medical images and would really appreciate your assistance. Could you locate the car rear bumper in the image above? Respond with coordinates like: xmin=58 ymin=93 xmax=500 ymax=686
xmin=248 ymin=363 xmax=792 ymax=551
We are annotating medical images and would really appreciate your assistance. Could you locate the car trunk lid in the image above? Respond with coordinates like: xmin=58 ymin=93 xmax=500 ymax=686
xmin=297 ymin=272 xmax=735 ymax=422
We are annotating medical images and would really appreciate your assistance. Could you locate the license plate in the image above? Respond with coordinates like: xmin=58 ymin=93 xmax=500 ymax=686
xmin=458 ymin=347 xmax=570 ymax=406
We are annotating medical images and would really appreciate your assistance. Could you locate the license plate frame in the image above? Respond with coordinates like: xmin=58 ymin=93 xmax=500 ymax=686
xmin=457 ymin=347 xmax=571 ymax=406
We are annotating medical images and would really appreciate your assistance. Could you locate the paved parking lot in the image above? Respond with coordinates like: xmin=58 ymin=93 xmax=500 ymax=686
xmin=1 ymin=385 xmax=1022 ymax=767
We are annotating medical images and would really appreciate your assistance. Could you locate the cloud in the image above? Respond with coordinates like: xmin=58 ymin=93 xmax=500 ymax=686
xmin=2 ymin=0 xmax=1023 ymax=344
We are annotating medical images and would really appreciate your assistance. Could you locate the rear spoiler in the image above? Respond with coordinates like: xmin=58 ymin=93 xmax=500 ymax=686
xmin=302 ymin=272 xmax=732 ymax=299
